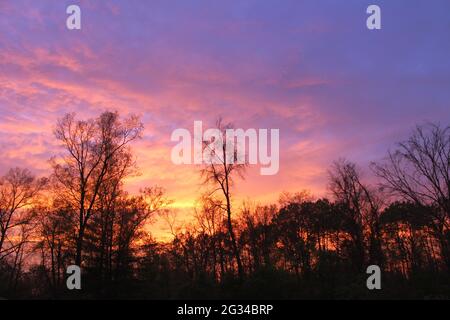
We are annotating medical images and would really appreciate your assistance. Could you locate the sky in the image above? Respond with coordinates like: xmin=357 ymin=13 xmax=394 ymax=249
xmin=1 ymin=0 xmax=450 ymax=237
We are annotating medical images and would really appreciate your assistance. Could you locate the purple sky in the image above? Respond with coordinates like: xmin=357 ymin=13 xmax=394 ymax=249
xmin=1 ymin=0 xmax=450 ymax=211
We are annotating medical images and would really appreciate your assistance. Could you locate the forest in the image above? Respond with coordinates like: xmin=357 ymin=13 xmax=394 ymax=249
xmin=0 ymin=111 xmax=449 ymax=299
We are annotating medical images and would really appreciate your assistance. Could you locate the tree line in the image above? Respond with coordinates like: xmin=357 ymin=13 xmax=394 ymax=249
xmin=0 ymin=111 xmax=449 ymax=299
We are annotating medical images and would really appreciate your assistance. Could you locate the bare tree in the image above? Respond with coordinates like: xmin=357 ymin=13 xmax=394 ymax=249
xmin=328 ymin=159 xmax=383 ymax=269
xmin=0 ymin=168 xmax=45 ymax=260
xmin=194 ymin=194 xmax=226 ymax=280
xmin=91 ymin=146 xmax=135 ymax=280
xmin=200 ymin=118 xmax=246 ymax=280
xmin=278 ymin=190 xmax=314 ymax=208
xmin=51 ymin=111 xmax=143 ymax=266
xmin=372 ymin=123 xmax=450 ymax=270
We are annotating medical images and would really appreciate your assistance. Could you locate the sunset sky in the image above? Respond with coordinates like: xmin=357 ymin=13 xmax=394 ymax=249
xmin=1 ymin=1 xmax=450 ymax=237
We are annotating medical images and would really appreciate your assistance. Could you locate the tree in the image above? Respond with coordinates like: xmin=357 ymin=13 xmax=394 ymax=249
xmin=51 ymin=111 xmax=143 ymax=266
xmin=372 ymin=123 xmax=450 ymax=270
xmin=0 ymin=168 xmax=45 ymax=260
xmin=200 ymin=118 xmax=246 ymax=280
xmin=86 ymin=145 xmax=135 ymax=281
xmin=36 ymin=204 xmax=75 ymax=292
xmin=380 ymin=201 xmax=436 ymax=275
xmin=240 ymin=202 xmax=276 ymax=272
xmin=328 ymin=159 xmax=384 ymax=270
xmin=194 ymin=194 xmax=226 ymax=281
xmin=114 ymin=187 xmax=171 ymax=279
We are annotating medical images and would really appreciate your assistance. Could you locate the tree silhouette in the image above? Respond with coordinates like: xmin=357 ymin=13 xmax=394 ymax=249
xmin=372 ymin=123 xmax=450 ymax=271
xmin=51 ymin=111 xmax=143 ymax=267
xmin=200 ymin=118 xmax=246 ymax=280
xmin=1 ymin=114 xmax=449 ymax=299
